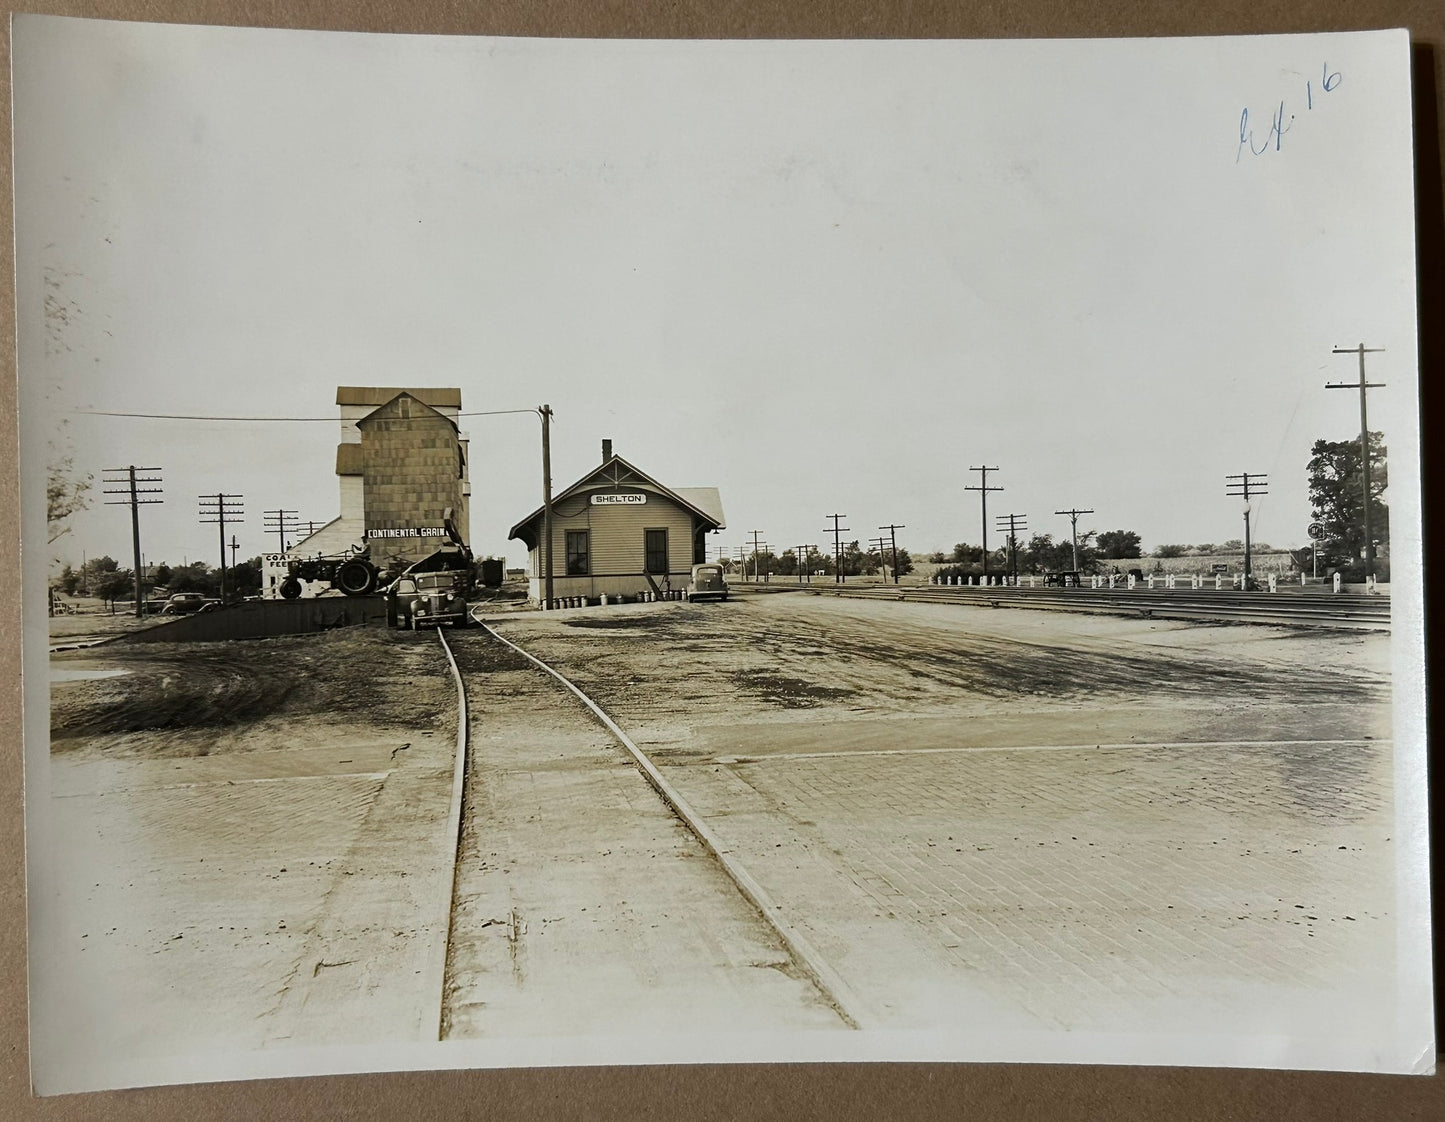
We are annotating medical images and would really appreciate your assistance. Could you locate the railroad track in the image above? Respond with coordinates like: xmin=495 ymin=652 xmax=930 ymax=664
xmin=431 ymin=623 xmax=864 ymax=1038
xmin=742 ymin=582 xmax=1391 ymax=630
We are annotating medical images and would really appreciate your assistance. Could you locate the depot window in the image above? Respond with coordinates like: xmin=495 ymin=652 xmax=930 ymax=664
xmin=566 ymin=530 xmax=590 ymax=575
xmin=645 ymin=528 xmax=668 ymax=574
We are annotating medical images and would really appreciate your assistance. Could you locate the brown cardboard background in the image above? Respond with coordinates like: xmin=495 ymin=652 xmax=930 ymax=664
xmin=2 ymin=3 xmax=1441 ymax=1117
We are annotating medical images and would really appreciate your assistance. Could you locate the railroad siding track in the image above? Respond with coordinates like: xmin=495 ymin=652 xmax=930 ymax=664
xmin=791 ymin=583 xmax=1391 ymax=630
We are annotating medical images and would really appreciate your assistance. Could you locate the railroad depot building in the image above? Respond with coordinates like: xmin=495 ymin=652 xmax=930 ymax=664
xmin=263 ymin=387 xmax=471 ymax=597
xmin=508 ymin=440 xmax=725 ymax=604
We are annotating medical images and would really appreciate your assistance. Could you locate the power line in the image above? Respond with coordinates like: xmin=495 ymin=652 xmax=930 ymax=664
xmin=74 ymin=407 xmax=541 ymax=422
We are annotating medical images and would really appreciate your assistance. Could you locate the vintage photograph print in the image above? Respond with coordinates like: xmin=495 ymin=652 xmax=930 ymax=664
xmin=12 ymin=16 xmax=1432 ymax=1093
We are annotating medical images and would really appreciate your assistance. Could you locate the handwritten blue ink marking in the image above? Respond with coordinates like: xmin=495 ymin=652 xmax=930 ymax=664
xmin=1237 ymin=62 xmax=1342 ymax=162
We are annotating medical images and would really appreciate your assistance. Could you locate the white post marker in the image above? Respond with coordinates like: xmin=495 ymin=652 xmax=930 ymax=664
xmin=1334 ymin=572 xmax=1343 ymax=594
xmin=1268 ymin=573 xmax=1277 ymax=593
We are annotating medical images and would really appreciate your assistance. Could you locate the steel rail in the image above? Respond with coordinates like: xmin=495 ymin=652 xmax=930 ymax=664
xmin=476 ymin=621 xmax=868 ymax=1031
xmin=434 ymin=628 xmax=471 ymax=1040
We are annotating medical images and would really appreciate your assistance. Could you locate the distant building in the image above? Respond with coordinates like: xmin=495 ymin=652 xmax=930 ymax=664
xmin=508 ymin=440 xmax=725 ymax=604
xmin=263 ymin=387 xmax=470 ymax=597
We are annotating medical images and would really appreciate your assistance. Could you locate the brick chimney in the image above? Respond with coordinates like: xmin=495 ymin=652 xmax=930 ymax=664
xmin=602 ymin=438 xmax=613 ymax=463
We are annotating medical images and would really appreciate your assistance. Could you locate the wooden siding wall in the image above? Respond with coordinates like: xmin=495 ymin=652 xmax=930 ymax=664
xmin=358 ymin=403 xmax=467 ymax=562
xmin=530 ymin=488 xmax=707 ymax=598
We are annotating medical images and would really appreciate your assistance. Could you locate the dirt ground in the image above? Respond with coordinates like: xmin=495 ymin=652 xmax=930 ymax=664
xmin=492 ymin=590 xmax=1390 ymax=753
xmin=32 ymin=627 xmax=462 ymax=1093
xmin=49 ymin=628 xmax=451 ymax=755
xmin=481 ymin=591 xmax=1399 ymax=1052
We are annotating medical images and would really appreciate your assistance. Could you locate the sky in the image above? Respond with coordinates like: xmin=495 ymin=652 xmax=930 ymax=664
xmin=13 ymin=19 xmax=1422 ymax=571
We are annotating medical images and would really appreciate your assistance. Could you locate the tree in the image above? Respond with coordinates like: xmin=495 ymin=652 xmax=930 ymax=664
xmin=58 ymin=563 xmax=79 ymax=595
xmin=1096 ymin=530 xmax=1142 ymax=559
xmin=92 ymin=569 xmax=135 ymax=607
xmin=228 ymin=557 xmax=264 ymax=598
xmin=1020 ymin=533 xmax=1073 ymax=573
xmin=77 ymin=555 xmax=119 ymax=596
xmin=1308 ymin=432 xmax=1388 ymax=571
xmin=168 ymin=562 xmax=221 ymax=596
xmin=1154 ymin=544 xmax=1189 ymax=558
xmin=950 ymin=542 xmax=983 ymax=564
xmin=46 ymin=454 xmax=92 ymax=545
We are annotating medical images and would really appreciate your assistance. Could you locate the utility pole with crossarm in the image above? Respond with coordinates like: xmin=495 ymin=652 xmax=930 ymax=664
xmin=1225 ymin=473 xmax=1268 ymax=589
xmin=1054 ymin=507 xmax=1094 ymax=574
xmin=103 ymin=466 xmax=163 ymax=618
xmin=965 ymin=466 xmax=1002 ymax=579
xmin=1328 ymin=344 xmax=1386 ymax=581
xmin=825 ymin=514 xmax=850 ymax=583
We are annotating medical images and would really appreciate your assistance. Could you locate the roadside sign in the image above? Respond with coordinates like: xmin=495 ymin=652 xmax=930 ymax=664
xmin=1307 ymin=522 xmax=1324 ymax=540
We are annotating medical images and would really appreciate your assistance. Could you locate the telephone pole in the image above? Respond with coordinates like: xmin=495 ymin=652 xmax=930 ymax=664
xmin=1054 ymin=507 xmax=1094 ymax=573
xmin=994 ymin=513 xmax=1028 ymax=584
xmin=749 ymin=530 xmax=767 ymax=582
xmin=1225 ymin=473 xmax=1268 ymax=589
xmin=263 ymin=509 xmax=299 ymax=554
xmin=965 ymin=466 xmax=1002 ymax=578
xmin=539 ymin=404 xmax=555 ymax=609
xmin=795 ymin=544 xmax=816 ymax=584
xmin=1328 ymin=344 xmax=1386 ymax=580
xmin=869 ymin=536 xmax=889 ymax=580
xmin=103 ymin=465 xmax=163 ymax=618
xmin=198 ymin=493 xmax=244 ymax=603
xmin=229 ymin=534 xmax=241 ymax=571
xmin=825 ymin=514 xmax=850 ymax=583
xmin=879 ymin=523 xmax=905 ymax=584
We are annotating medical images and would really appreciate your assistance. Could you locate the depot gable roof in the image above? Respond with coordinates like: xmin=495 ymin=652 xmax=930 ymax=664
xmin=508 ymin=454 xmax=726 ymax=548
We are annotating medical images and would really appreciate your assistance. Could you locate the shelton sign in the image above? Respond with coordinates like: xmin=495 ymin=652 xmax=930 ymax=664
xmin=591 ymin=492 xmax=648 ymax=506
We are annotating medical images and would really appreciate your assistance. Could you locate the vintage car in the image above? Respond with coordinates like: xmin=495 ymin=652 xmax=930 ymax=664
xmin=389 ymin=569 xmax=470 ymax=629
xmin=687 ymin=563 xmax=729 ymax=602
xmin=159 ymin=592 xmax=209 ymax=614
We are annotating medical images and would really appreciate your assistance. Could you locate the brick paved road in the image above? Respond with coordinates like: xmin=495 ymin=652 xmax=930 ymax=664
xmin=494 ymin=593 xmax=1398 ymax=1044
